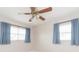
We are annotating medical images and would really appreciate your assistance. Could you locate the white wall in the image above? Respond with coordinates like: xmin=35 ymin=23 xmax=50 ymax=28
xmin=31 ymin=13 xmax=79 ymax=51
xmin=32 ymin=22 xmax=53 ymax=51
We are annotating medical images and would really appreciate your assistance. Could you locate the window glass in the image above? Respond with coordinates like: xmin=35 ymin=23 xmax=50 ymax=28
xmin=10 ymin=26 xmax=26 ymax=40
xmin=59 ymin=22 xmax=71 ymax=40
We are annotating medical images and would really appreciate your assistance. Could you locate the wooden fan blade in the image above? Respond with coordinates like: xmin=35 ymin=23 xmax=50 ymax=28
xmin=39 ymin=16 xmax=45 ymax=21
xmin=30 ymin=7 xmax=36 ymax=12
xmin=38 ymin=7 xmax=52 ymax=13
xmin=29 ymin=16 xmax=35 ymax=22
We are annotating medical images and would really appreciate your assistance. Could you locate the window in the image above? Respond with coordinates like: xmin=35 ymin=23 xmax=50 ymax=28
xmin=10 ymin=26 xmax=26 ymax=40
xmin=59 ymin=22 xmax=71 ymax=40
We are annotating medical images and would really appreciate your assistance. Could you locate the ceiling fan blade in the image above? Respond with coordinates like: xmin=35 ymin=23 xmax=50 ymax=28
xmin=39 ymin=16 xmax=45 ymax=21
xmin=24 ymin=13 xmax=32 ymax=15
xmin=30 ymin=7 xmax=36 ymax=12
xmin=38 ymin=7 xmax=52 ymax=13
xmin=19 ymin=13 xmax=31 ymax=15
xmin=29 ymin=16 xmax=35 ymax=22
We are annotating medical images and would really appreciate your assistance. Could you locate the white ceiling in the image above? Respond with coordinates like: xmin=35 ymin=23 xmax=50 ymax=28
xmin=0 ymin=7 xmax=79 ymax=26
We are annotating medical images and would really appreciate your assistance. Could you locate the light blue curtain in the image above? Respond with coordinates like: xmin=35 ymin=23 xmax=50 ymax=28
xmin=25 ymin=28 xmax=31 ymax=43
xmin=53 ymin=23 xmax=60 ymax=44
xmin=71 ymin=18 xmax=79 ymax=45
xmin=0 ymin=22 xmax=11 ymax=44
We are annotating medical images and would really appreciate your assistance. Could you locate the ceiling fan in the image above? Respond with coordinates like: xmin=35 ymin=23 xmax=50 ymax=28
xmin=19 ymin=7 xmax=52 ymax=22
